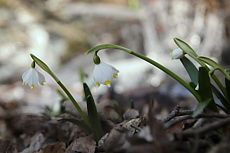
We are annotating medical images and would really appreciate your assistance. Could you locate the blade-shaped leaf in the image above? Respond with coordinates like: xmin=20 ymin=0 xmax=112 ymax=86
xmin=211 ymin=84 xmax=230 ymax=113
xmin=180 ymin=57 xmax=198 ymax=85
xmin=198 ymin=67 xmax=213 ymax=100
xmin=83 ymin=83 xmax=103 ymax=141
xmin=195 ymin=67 xmax=217 ymax=115
xmin=174 ymin=38 xmax=198 ymax=57
xmin=225 ymin=78 xmax=230 ymax=101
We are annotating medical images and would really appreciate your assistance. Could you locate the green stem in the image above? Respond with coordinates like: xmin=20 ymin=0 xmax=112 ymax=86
xmin=211 ymin=74 xmax=228 ymax=98
xmin=89 ymin=44 xmax=201 ymax=102
xmin=30 ymin=54 xmax=89 ymax=126
xmin=56 ymin=80 xmax=89 ymax=125
xmin=131 ymin=51 xmax=201 ymax=102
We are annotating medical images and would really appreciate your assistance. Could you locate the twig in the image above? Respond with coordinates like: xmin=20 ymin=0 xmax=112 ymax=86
xmin=165 ymin=113 xmax=230 ymax=128
xmin=162 ymin=105 xmax=181 ymax=123
xmin=165 ymin=115 xmax=192 ymax=128
xmin=178 ymin=117 xmax=230 ymax=138
xmin=163 ymin=106 xmax=193 ymax=123
xmin=130 ymin=125 xmax=141 ymax=132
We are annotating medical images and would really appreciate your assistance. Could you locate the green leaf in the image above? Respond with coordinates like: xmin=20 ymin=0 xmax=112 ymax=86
xmin=211 ymin=84 xmax=230 ymax=113
xmin=173 ymin=38 xmax=198 ymax=57
xmin=194 ymin=67 xmax=217 ymax=116
xmin=83 ymin=83 xmax=103 ymax=141
xmin=180 ymin=57 xmax=198 ymax=85
xmin=198 ymin=67 xmax=213 ymax=100
xmin=225 ymin=78 xmax=230 ymax=101
xmin=198 ymin=56 xmax=230 ymax=80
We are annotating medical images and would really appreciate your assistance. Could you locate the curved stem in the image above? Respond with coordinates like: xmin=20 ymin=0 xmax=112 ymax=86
xmin=89 ymin=44 xmax=201 ymax=102
xmin=56 ymin=79 xmax=89 ymax=125
xmin=48 ymin=73 xmax=90 ymax=126
xmin=30 ymin=54 xmax=89 ymax=126
xmin=47 ymin=74 xmax=89 ymax=125
xmin=131 ymin=51 xmax=201 ymax=101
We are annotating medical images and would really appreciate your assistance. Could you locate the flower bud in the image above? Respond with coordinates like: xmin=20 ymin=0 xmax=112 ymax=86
xmin=31 ymin=61 xmax=35 ymax=68
xmin=93 ymin=54 xmax=101 ymax=64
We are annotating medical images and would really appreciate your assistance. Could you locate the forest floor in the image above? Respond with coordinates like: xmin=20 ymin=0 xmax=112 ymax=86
xmin=0 ymin=87 xmax=230 ymax=153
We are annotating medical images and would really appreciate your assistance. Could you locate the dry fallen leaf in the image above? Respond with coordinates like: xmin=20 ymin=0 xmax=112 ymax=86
xmin=0 ymin=139 xmax=17 ymax=153
xmin=21 ymin=133 xmax=45 ymax=153
xmin=37 ymin=142 xmax=66 ymax=153
xmin=102 ymin=125 xmax=127 ymax=152
xmin=123 ymin=108 xmax=139 ymax=120
xmin=65 ymin=136 xmax=95 ymax=153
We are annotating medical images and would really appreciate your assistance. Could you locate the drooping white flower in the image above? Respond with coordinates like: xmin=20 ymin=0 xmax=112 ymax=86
xmin=195 ymin=84 xmax=199 ymax=91
xmin=93 ymin=62 xmax=119 ymax=87
xmin=171 ymin=48 xmax=184 ymax=59
xmin=22 ymin=68 xmax=45 ymax=88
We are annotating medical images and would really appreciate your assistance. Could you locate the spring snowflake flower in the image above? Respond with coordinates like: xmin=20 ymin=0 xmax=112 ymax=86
xmin=195 ymin=84 xmax=199 ymax=91
xmin=22 ymin=67 xmax=45 ymax=88
xmin=171 ymin=48 xmax=184 ymax=59
xmin=93 ymin=62 xmax=119 ymax=87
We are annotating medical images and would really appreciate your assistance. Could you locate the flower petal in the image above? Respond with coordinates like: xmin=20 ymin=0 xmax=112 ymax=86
xmin=171 ymin=48 xmax=184 ymax=59
xmin=37 ymin=70 xmax=45 ymax=85
xmin=93 ymin=62 xmax=119 ymax=87
xmin=22 ymin=68 xmax=45 ymax=88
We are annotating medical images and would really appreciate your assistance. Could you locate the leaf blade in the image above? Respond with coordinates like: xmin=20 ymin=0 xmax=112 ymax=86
xmin=193 ymin=67 xmax=217 ymax=116
xmin=211 ymin=84 xmax=230 ymax=113
xmin=180 ymin=56 xmax=198 ymax=85
xmin=83 ymin=83 xmax=103 ymax=141
xmin=225 ymin=78 xmax=230 ymax=101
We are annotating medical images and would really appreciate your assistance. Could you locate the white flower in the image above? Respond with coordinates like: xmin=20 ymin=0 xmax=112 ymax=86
xmin=22 ymin=68 xmax=45 ymax=88
xmin=171 ymin=48 xmax=184 ymax=59
xmin=195 ymin=84 xmax=199 ymax=91
xmin=93 ymin=62 xmax=119 ymax=87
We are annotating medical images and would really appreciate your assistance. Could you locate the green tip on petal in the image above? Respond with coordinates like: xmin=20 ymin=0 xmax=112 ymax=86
xmin=96 ymin=82 xmax=100 ymax=87
xmin=31 ymin=61 xmax=36 ymax=68
xmin=112 ymin=73 xmax=118 ymax=78
xmin=104 ymin=80 xmax=111 ymax=86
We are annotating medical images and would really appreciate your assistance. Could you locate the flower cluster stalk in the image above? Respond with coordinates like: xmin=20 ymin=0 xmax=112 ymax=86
xmin=87 ymin=44 xmax=201 ymax=102
xmin=30 ymin=54 xmax=90 ymax=126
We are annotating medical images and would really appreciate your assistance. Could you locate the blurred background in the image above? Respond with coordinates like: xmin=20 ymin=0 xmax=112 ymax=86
xmin=0 ymin=0 xmax=230 ymax=115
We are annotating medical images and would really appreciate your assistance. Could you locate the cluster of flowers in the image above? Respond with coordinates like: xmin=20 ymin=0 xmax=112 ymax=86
xmin=22 ymin=48 xmax=183 ymax=88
